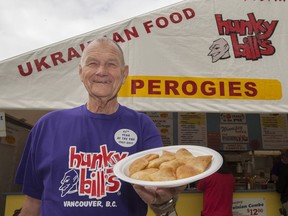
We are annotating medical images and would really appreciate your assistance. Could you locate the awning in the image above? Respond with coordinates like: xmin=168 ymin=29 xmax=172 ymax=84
xmin=0 ymin=0 xmax=287 ymax=113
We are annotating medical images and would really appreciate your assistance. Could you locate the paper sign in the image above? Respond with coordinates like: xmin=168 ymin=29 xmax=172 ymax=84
xmin=232 ymin=198 xmax=266 ymax=216
xmin=0 ymin=112 xmax=6 ymax=137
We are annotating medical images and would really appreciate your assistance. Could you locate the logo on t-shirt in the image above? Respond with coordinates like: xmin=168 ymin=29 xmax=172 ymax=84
xmin=59 ymin=144 xmax=128 ymax=200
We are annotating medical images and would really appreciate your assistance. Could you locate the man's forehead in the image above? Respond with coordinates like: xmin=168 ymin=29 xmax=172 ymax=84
xmin=81 ymin=38 xmax=125 ymax=65
xmin=85 ymin=43 xmax=120 ymax=58
xmin=85 ymin=49 xmax=120 ymax=60
xmin=87 ymin=40 xmax=119 ymax=52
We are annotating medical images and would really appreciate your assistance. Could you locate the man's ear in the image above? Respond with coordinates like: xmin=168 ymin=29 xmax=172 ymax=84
xmin=122 ymin=65 xmax=129 ymax=84
xmin=78 ymin=64 xmax=83 ymax=81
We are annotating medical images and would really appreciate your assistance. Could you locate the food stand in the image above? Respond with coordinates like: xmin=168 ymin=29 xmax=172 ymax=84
xmin=1 ymin=0 xmax=288 ymax=215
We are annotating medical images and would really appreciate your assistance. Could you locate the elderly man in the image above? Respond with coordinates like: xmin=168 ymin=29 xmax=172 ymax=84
xmin=15 ymin=37 xmax=183 ymax=216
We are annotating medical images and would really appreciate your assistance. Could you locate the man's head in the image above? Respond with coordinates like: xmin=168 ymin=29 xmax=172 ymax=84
xmin=79 ymin=37 xmax=128 ymax=104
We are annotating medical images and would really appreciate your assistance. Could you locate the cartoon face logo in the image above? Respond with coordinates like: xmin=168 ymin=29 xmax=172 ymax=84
xmin=208 ymin=38 xmax=230 ymax=63
xmin=59 ymin=169 xmax=79 ymax=197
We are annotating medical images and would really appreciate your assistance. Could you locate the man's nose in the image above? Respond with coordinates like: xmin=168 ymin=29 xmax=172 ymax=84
xmin=95 ymin=64 xmax=108 ymax=75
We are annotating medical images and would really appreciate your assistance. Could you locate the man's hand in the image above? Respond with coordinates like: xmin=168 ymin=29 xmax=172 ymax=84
xmin=18 ymin=195 xmax=41 ymax=216
xmin=133 ymin=184 xmax=185 ymax=205
xmin=133 ymin=184 xmax=186 ymax=215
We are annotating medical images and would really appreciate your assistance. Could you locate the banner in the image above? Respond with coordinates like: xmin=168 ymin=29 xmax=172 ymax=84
xmin=0 ymin=0 xmax=287 ymax=113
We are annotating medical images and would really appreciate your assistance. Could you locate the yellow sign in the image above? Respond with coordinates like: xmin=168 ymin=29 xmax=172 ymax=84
xmin=119 ymin=76 xmax=282 ymax=100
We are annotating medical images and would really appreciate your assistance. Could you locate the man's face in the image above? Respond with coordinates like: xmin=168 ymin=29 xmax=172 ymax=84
xmin=79 ymin=42 xmax=128 ymax=101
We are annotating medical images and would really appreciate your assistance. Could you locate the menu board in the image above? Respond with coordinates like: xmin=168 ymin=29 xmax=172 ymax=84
xmin=220 ymin=113 xmax=247 ymax=124
xmin=0 ymin=122 xmax=19 ymax=146
xmin=260 ymin=114 xmax=288 ymax=149
xmin=144 ymin=112 xmax=173 ymax=146
xmin=144 ymin=111 xmax=288 ymax=150
xmin=178 ymin=112 xmax=207 ymax=146
xmin=219 ymin=113 xmax=249 ymax=151
xmin=221 ymin=124 xmax=249 ymax=151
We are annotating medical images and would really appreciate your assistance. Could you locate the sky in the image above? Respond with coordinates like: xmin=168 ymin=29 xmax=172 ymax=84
xmin=0 ymin=0 xmax=182 ymax=61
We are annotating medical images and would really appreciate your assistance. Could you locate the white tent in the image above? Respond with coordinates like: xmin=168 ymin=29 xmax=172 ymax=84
xmin=0 ymin=0 xmax=287 ymax=114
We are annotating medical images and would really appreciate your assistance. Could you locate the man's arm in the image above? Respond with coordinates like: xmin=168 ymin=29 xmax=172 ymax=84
xmin=19 ymin=195 xmax=41 ymax=216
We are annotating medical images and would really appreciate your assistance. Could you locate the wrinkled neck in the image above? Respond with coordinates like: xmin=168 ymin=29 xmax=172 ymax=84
xmin=86 ymin=98 xmax=119 ymax=114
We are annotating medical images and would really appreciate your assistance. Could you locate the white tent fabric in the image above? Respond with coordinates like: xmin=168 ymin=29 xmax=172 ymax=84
xmin=0 ymin=0 xmax=287 ymax=113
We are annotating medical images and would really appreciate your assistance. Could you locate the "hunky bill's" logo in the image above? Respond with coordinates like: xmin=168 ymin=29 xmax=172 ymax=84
xmin=215 ymin=13 xmax=278 ymax=61
xmin=59 ymin=145 xmax=128 ymax=200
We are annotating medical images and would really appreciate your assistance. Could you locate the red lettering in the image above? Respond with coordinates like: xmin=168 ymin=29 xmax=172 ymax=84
xmin=106 ymin=175 xmax=121 ymax=192
xmin=244 ymin=82 xmax=257 ymax=96
xmin=182 ymin=81 xmax=197 ymax=95
xmin=34 ymin=57 xmax=51 ymax=72
xmin=259 ymin=40 xmax=275 ymax=55
xmin=148 ymin=80 xmax=161 ymax=94
xmin=50 ymin=52 xmax=66 ymax=66
xmin=69 ymin=145 xmax=126 ymax=199
xmin=202 ymin=81 xmax=216 ymax=96
xmin=215 ymin=13 xmax=278 ymax=61
xmin=18 ymin=62 xmax=33 ymax=77
xmin=124 ymin=26 xmax=139 ymax=40
xmin=90 ymin=154 xmax=103 ymax=170
xmin=143 ymin=8 xmax=195 ymax=33
xmin=113 ymin=32 xmax=126 ymax=43
xmin=229 ymin=82 xmax=241 ymax=96
xmin=131 ymin=80 xmax=144 ymax=94
xmin=79 ymin=43 xmax=86 ymax=52
xmin=69 ymin=146 xmax=82 ymax=168
xmin=79 ymin=169 xmax=106 ymax=199
xmin=165 ymin=80 xmax=179 ymax=95
xmin=219 ymin=81 xmax=225 ymax=96
xmin=156 ymin=17 xmax=169 ymax=28
xmin=128 ymin=79 xmax=259 ymax=98
xmin=70 ymin=145 xmax=122 ymax=169
xmin=231 ymin=34 xmax=250 ymax=59
xmin=18 ymin=43 xmax=89 ymax=76
xmin=143 ymin=20 xmax=154 ymax=33
xmin=170 ymin=12 xmax=183 ymax=24
xmin=182 ymin=8 xmax=195 ymax=19
xmin=67 ymin=47 xmax=81 ymax=61
xmin=100 ymin=145 xmax=114 ymax=167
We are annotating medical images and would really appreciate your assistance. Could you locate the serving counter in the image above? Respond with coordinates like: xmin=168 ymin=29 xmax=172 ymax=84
xmin=4 ymin=189 xmax=282 ymax=216
xmin=147 ymin=189 xmax=282 ymax=216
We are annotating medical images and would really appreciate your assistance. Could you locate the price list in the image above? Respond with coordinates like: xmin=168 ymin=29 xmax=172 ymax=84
xmin=178 ymin=112 xmax=207 ymax=146
xmin=232 ymin=198 xmax=266 ymax=216
xmin=144 ymin=112 xmax=173 ymax=146
xmin=260 ymin=114 xmax=288 ymax=149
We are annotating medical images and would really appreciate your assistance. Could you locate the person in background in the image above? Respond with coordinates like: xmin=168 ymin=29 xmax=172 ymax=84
xmin=271 ymin=150 xmax=288 ymax=215
xmin=197 ymin=154 xmax=235 ymax=216
xmin=15 ymin=37 xmax=184 ymax=216
xmin=271 ymin=149 xmax=288 ymax=182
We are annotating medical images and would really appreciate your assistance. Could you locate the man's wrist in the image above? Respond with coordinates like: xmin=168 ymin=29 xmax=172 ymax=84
xmin=150 ymin=196 xmax=177 ymax=216
xmin=158 ymin=209 xmax=177 ymax=216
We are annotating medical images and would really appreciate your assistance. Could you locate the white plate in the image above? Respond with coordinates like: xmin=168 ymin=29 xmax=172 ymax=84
xmin=113 ymin=145 xmax=223 ymax=188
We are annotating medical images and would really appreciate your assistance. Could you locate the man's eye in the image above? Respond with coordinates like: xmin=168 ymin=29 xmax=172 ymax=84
xmin=88 ymin=62 xmax=98 ymax=66
xmin=108 ymin=62 xmax=117 ymax=67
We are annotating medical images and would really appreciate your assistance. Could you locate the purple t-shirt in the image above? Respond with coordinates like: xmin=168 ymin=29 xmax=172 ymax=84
xmin=15 ymin=104 xmax=163 ymax=216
